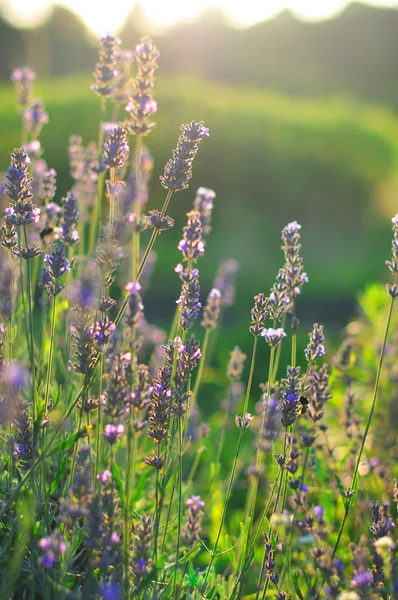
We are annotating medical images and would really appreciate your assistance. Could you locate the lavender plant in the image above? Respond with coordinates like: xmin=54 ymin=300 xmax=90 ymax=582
xmin=0 ymin=34 xmax=397 ymax=600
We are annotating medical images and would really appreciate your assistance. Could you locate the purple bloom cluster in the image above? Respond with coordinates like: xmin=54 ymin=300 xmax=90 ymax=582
xmin=183 ymin=495 xmax=205 ymax=545
xmin=39 ymin=532 xmax=67 ymax=568
xmin=102 ymin=124 xmax=129 ymax=170
xmin=277 ymin=366 xmax=303 ymax=427
xmin=261 ymin=327 xmax=286 ymax=347
xmin=193 ymin=186 xmax=215 ymax=236
xmin=91 ymin=33 xmax=120 ymax=98
xmin=41 ymin=243 xmax=70 ymax=297
xmin=305 ymin=323 xmax=325 ymax=361
xmin=126 ymin=37 xmax=159 ymax=136
xmin=160 ymin=121 xmax=209 ymax=192
xmin=57 ymin=192 xmax=79 ymax=245
xmin=201 ymin=288 xmax=222 ymax=330
xmin=178 ymin=210 xmax=204 ymax=261
xmin=5 ymin=149 xmax=40 ymax=227
xmin=11 ymin=66 xmax=36 ymax=109
xmin=175 ymin=265 xmax=201 ymax=330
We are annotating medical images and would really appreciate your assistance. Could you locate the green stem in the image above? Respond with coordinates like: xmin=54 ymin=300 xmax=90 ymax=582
xmin=332 ymin=288 xmax=395 ymax=559
xmin=89 ymin=97 xmax=106 ymax=255
xmin=201 ymin=429 xmax=245 ymax=593
xmin=22 ymin=226 xmax=38 ymax=456
xmin=246 ymin=343 xmax=275 ymax=529
xmin=132 ymin=135 xmax=143 ymax=281
xmin=190 ymin=328 xmax=210 ymax=406
xmin=44 ymin=296 xmax=57 ymax=410
xmin=172 ymin=417 xmax=184 ymax=600
xmin=109 ymin=166 xmax=115 ymax=236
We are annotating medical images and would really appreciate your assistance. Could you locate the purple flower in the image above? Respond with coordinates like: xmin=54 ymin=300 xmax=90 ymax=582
xmin=103 ymin=423 xmax=125 ymax=444
xmin=235 ymin=413 xmax=254 ymax=430
xmin=39 ymin=532 xmax=67 ymax=569
xmin=99 ymin=582 xmax=122 ymax=600
xmin=351 ymin=570 xmax=373 ymax=588
xmin=261 ymin=327 xmax=286 ymax=347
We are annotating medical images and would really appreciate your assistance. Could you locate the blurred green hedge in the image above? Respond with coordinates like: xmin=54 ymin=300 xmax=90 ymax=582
xmin=1 ymin=73 xmax=397 ymax=337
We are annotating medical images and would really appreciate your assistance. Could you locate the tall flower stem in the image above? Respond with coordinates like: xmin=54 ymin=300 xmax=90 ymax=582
xmin=332 ymin=288 xmax=396 ymax=559
xmin=44 ymin=296 xmax=57 ymax=411
xmin=124 ymin=325 xmax=137 ymax=595
xmin=172 ymin=415 xmax=184 ymax=600
xmin=132 ymin=135 xmax=143 ymax=281
xmin=89 ymin=97 xmax=106 ymax=255
xmin=114 ymin=190 xmax=174 ymax=328
xmin=22 ymin=225 xmax=38 ymax=454
xmin=201 ymin=429 xmax=245 ymax=594
xmin=109 ymin=166 xmax=115 ymax=235
xmin=229 ymin=469 xmax=282 ymax=600
xmin=246 ymin=344 xmax=275 ymax=530
xmin=190 ymin=328 xmax=211 ymax=406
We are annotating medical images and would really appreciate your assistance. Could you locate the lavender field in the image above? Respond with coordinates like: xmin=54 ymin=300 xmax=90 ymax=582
xmin=0 ymin=31 xmax=397 ymax=600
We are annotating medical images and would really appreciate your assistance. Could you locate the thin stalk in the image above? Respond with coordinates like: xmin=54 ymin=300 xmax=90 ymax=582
xmin=89 ymin=97 xmax=106 ymax=255
xmin=109 ymin=166 xmax=115 ymax=236
xmin=124 ymin=324 xmax=137 ymax=596
xmin=331 ymin=288 xmax=395 ymax=558
xmin=94 ymin=356 xmax=104 ymax=483
xmin=246 ymin=343 xmax=275 ymax=529
xmin=132 ymin=135 xmax=143 ymax=281
xmin=200 ymin=429 xmax=245 ymax=593
xmin=172 ymin=417 xmax=184 ymax=600
xmin=114 ymin=190 xmax=174 ymax=328
xmin=44 ymin=296 xmax=57 ymax=410
xmin=190 ymin=328 xmax=210 ymax=406
xmin=22 ymin=226 xmax=38 ymax=455
xmin=228 ymin=469 xmax=282 ymax=600
xmin=272 ymin=314 xmax=286 ymax=381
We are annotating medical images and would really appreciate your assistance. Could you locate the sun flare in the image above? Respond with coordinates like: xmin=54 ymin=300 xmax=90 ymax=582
xmin=2 ymin=0 xmax=398 ymax=34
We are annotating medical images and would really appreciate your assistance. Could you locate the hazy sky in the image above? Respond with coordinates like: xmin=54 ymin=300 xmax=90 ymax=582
xmin=2 ymin=0 xmax=398 ymax=33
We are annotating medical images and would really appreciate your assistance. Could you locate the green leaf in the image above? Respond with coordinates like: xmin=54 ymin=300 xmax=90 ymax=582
xmin=51 ymin=426 xmax=93 ymax=455
xmin=293 ymin=570 xmax=305 ymax=600
xmin=47 ymin=455 xmax=68 ymax=498
xmin=131 ymin=471 xmax=149 ymax=510
xmin=334 ymin=473 xmax=350 ymax=510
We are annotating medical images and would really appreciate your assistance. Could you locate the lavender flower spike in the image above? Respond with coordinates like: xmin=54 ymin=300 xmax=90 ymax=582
xmin=183 ymin=496 xmax=205 ymax=545
xmin=305 ymin=323 xmax=325 ymax=361
xmin=386 ymin=213 xmax=398 ymax=298
xmin=201 ymin=288 xmax=222 ymax=330
xmin=261 ymin=327 xmax=286 ymax=347
xmin=160 ymin=121 xmax=209 ymax=192
xmin=91 ymin=33 xmax=120 ymax=98
xmin=235 ymin=413 xmax=254 ymax=430
xmin=102 ymin=124 xmax=129 ymax=170
xmin=194 ymin=187 xmax=216 ymax=236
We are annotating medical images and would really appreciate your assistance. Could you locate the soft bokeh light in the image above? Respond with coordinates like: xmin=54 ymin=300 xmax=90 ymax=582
xmin=1 ymin=0 xmax=398 ymax=33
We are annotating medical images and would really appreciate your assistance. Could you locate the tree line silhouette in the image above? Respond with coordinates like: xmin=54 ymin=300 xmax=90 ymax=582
xmin=1 ymin=1 xmax=398 ymax=103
